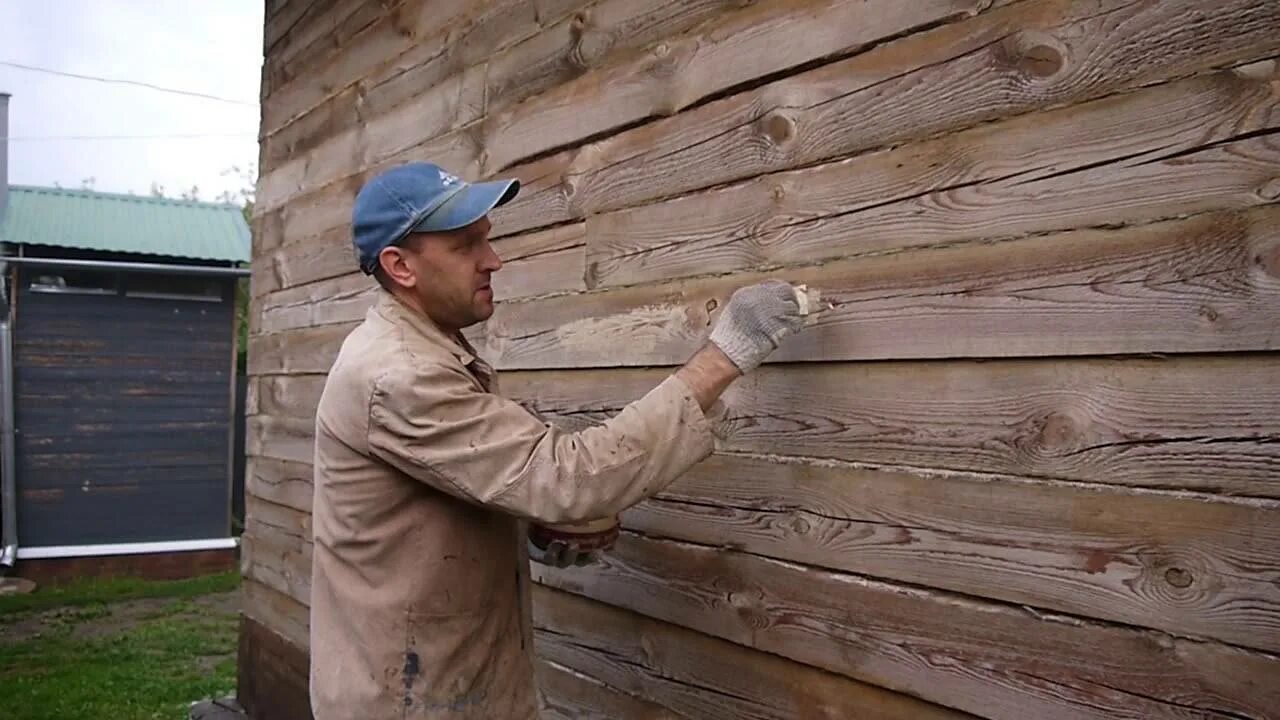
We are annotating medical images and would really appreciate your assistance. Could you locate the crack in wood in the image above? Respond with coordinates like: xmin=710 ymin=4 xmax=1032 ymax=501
xmin=1060 ymin=434 xmax=1279 ymax=458
xmin=1133 ymin=125 xmax=1280 ymax=167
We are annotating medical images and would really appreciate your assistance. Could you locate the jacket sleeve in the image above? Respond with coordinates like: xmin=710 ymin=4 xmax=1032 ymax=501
xmin=366 ymin=360 xmax=718 ymax=524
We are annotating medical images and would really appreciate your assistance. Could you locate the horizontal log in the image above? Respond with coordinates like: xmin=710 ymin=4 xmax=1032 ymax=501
xmin=258 ymin=0 xmax=764 ymax=212
xmin=247 ymin=414 xmax=316 ymax=465
xmin=263 ymin=0 xmax=326 ymax=55
xmin=257 ymin=64 xmax=488 ymax=213
xmin=481 ymin=0 xmax=995 ymax=174
xmin=247 ymin=456 xmax=314 ymax=514
xmin=252 ymin=55 xmax=1280 ymax=301
xmin=490 ymin=0 xmax=1280 ymax=237
xmin=499 ymin=358 xmax=1280 ymax=496
xmin=248 ymin=353 xmax=1280 ymax=495
xmin=250 ymin=195 xmax=1280 ymax=358
xmin=261 ymin=0 xmax=491 ymax=137
xmin=241 ymin=522 xmax=312 ymax=606
xmin=534 ymin=533 xmax=1280 ymax=720
xmin=534 ymin=585 xmax=977 ymax=720
xmin=584 ymin=62 xmax=1280 ymax=288
xmin=247 ymin=493 xmax=313 ymax=543
xmin=472 ymin=205 xmax=1280 ymax=367
xmin=247 ymin=322 xmax=352 ymax=376
xmin=262 ymin=0 xmax=378 ymax=97
xmin=626 ymin=453 xmax=1280 ymax=654
xmin=241 ymin=384 xmax=1280 ymax=651
xmin=486 ymin=0 xmax=762 ymax=121
xmin=254 ymin=0 xmax=993 ymax=261
xmin=260 ymin=1 xmax=594 ymax=170
xmin=255 ymin=221 xmax=587 ymax=334
xmin=536 ymin=659 xmax=685 ymax=720
xmin=241 ymin=577 xmax=310 ymax=651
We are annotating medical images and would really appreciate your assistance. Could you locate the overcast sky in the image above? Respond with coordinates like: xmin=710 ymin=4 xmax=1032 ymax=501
xmin=0 ymin=0 xmax=263 ymax=203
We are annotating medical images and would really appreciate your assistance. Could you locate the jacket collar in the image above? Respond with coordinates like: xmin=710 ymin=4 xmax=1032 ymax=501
xmin=373 ymin=289 xmax=476 ymax=366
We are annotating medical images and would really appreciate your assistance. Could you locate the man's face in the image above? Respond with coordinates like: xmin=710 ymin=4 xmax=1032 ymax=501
xmin=385 ymin=216 xmax=502 ymax=331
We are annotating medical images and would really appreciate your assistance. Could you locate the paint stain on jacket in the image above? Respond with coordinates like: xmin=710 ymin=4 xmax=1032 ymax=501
xmin=402 ymin=650 xmax=420 ymax=708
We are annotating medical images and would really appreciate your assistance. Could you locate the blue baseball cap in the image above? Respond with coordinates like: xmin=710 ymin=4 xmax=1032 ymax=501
xmin=351 ymin=162 xmax=520 ymax=274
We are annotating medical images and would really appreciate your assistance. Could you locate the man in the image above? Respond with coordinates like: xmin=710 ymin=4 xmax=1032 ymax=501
xmin=308 ymin=162 xmax=806 ymax=718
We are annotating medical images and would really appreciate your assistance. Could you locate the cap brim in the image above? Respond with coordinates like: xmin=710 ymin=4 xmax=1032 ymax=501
xmin=411 ymin=178 xmax=520 ymax=233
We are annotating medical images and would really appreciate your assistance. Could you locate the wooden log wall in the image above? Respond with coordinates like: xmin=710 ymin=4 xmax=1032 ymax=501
xmin=243 ymin=1 xmax=1280 ymax=718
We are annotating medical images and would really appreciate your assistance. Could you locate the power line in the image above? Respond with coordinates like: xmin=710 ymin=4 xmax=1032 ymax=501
xmin=0 ymin=60 xmax=258 ymax=106
xmin=3 ymin=132 xmax=256 ymax=142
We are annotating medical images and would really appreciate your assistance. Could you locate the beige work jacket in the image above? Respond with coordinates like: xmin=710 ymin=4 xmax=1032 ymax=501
xmin=308 ymin=290 xmax=718 ymax=719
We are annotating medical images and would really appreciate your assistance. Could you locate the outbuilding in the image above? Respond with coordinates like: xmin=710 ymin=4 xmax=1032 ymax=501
xmin=0 ymin=180 xmax=250 ymax=582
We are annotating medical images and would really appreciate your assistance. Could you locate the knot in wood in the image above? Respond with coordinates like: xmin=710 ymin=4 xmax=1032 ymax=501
xmin=1035 ymin=410 xmax=1082 ymax=452
xmin=1164 ymin=566 xmax=1194 ymax=589
xmin=770 ymin=184 xmax=787 ymax=203
xmin=759 ymin=111 xmax=797 ymax=146
xmin=1258 ymin=177 xmax=1280 ymax=201
xmin=1003 ymin=32 xmax=1067 ymax=79
xmin=783 ymin=512 xmax=811 ymax=536
xmin=559 ymin=175 xmax=579 ymax=201
xmin=1255 ymin=242 xmax=1280 ymax=279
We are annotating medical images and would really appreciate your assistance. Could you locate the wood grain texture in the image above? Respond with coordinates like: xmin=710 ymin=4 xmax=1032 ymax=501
xmin=534 ymin=534 xmax=1280 ymax=720
xmin=262 ymin=0 xmax=380 ymax=97
xmin=584 ymin=61 xmax=1280 ymax=288
xmin=247 ymin=414 xmax=317 ymax=466
xmin=251 ymin=58 xmax=1280 ymax=301
xmin=537 ymin=659 xmax=685 ymax=720
xmin=535 ymin=585 xmax=978 ymax=720
xmin=261 ymin=0 xmax=479 ymax=136
xmin=263 ymin=0 xmax=329 ymax=56
xmin=241 ymin=577 xmax=311 ymax=651
xmin=627 ymin=453 xmax=1280 ymax=654
xmin=241 ymin=503 xmax=313 ymax=605
xmin=473 ymin=205 xmax=1280 ymax=368
xmin=245 ymin=353 xmax=1280 ymax=494
xmin=481 ymin=0 xmax=994 ymax=174
xmin=260 ymin=0 xmax=593 ymax=170
xmin=241 ymin=392 xmax=1280 ymax=653
xmin=248 ymin=323 xmax=352 ymax=376
xmin=256 ymin=221 xmax=586 ymax=335
xmin=490 ymin=0 xmax=1280 ymax=238
xmin=258 ymin=0 xmax=751 ymax=213
xmin=257 ymin=64 xmax=487 ymax=213
xmin=484 ymin=0 xmax=758 ymax=122
xmin=248 ymin=204 xmax=1280 ymax=370
xmin=497 ymin=358 xmax=1280 ymax=496
xmin=247 ymin=456 xmax=314 ymax=514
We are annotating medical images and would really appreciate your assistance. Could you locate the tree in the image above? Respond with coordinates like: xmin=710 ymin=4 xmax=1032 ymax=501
xmin=218 ymin=163 xmax=258 ymax=374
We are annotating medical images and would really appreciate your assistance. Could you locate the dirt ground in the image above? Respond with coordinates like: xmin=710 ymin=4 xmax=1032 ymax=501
xmin=0 ymin=590 xmax=240 ymax=645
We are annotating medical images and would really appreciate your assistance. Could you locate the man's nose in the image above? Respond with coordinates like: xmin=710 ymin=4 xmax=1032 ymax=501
xmin=480 ymin=239 xmax=502 ymax=272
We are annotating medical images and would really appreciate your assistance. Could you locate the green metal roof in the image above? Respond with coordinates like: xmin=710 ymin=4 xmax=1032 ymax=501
xmin=0 ymin=185 xmax=251 ymax=263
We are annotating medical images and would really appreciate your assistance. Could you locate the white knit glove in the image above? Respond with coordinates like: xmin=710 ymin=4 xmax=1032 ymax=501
xmin=708 ymin=280 xmax=806 ymax=373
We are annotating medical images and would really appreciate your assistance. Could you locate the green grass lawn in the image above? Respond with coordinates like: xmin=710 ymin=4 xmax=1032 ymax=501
xmin=0 ymin=571 xmax=241 ymax=720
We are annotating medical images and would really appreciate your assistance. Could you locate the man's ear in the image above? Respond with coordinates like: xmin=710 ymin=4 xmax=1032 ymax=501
xmin=377 ymin=246 xmax=415 ymax=288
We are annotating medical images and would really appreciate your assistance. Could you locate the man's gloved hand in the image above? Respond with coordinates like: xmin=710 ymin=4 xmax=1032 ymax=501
xmin=708 ymin=280 xmax=807 ymax=373
xmin=527 ymin=536 xmax=598 ymax=568
xmin=527 ymin=517 xmax=620 ymax=568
